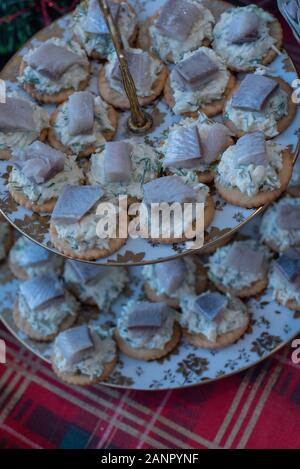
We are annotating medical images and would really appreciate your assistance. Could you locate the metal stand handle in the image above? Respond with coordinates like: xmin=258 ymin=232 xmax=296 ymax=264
xmin=98 ymin=0 xmax=153 ymax=134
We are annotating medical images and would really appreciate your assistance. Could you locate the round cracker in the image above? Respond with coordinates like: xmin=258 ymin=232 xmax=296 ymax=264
xmin=98 ymin=62 xmax=168 ymax=110
xmin=19 ymin=59 xmax=90 ymax=104
xmin=13 ymin=300 xmax=78 ymax=342
xmin=73 ymin=0 xmax=138 ymax=61
xmin=114 ymin=321 xmax=181 ymax=361
xmin=183 ymin=311 xmax=250 ymax=349
xmin=164 ymin=73 xmax=236 ymax=118
xmin=223 ymin=77 xmax=297 ymax=139
xmin=219 ymin=16 xmax=283 ymax=73
xmin=48 ymin=103 xmax=118 ymax=158
xmin=8 ymin=186 xmax=57 ymax=213
xmin=50 ymin=223 xmax=127 ymax=261
xmin=137 ymin=12 xmax=212 ymax=63
xmin=141 ymin=194 xmax=215 ymax=245
xmin=215 ymin=149 xmax=293 ymax=209
xmin=74 ymin=23 xmax=139 ymax=61
xmin=64 ymin=282 xmax=97 ymax=307
xmin=52 ymin=356 xmax=117 ymax=386
xmin=144 ymin=261 xmax=208 ymax=309
xmin=0 ymin=128 xmax=48 ymax=161
xmin=212 ymin=277 xmax=268 ymax=299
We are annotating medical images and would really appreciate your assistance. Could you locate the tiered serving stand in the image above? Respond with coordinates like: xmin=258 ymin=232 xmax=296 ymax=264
xmin=0 ymin=0 xmax=300 ymax=390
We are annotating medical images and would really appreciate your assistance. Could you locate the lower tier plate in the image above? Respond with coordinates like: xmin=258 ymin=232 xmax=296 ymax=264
xmin=0 ymin=217 xmax=299 ymax=390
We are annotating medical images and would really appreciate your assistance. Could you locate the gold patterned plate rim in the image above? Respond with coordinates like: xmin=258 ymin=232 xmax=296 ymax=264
xmin=2 ymin=315 xmax=299 ymax=391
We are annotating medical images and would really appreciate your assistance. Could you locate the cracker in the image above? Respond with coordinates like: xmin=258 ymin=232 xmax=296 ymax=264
xmin=198 ymin=170 xmax=214 ymax=184
xmin=215 ymin=149 xmax=293 ymax=209
xmin=137 ymin=12 xmax=211 ymax=63
xmin=9 ymin=186 xmax=57 ymax=214
xmin=74 ymin=23 xmax=139 ymax=61
xmin=224 ymin=77 xmax=297 ymax=139
xmin=114 ymin=321 xmax=181 ymax=361
xmin=98 ymin=62 xmax=168 ymax=110
xmin=9 ymin=250 xmax=63 ymax=281
xmin=19 ymin=59 xmax=90 ymax=105
xmin=140 ymin=194 xmax=215 ymax=245
xmin=52 ymin=356 xmax=117 ymax=386
xmin=222 ymin=16 xmax=283 ymax=72
xmin=213 ymin=277 xmax=268 ymax=299
xmin=144 ymin=260 xmax=207 ymax=309
xmin=73 ymin=0 xmax=138 ymax=61
xmin=48 ymin=103 xmax=118 ymax=158
xmin=50 ymin=223 xmax=127 ymax=261
xmin=13 ymin=300 xmax=78 ymax=342
xmin=164 ymin=73 xmax=236 ymax=118
xmin=64 ymin=282 xmax=97 ymax=307
xmin=0 ymin=128 xmax=48 ymax=161
xmin=183 ymin=311 xmax=250 ymax=349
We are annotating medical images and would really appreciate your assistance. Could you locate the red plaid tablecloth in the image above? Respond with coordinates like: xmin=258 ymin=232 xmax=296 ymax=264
xmin=1 ymin=0 xmax=300 ymax=450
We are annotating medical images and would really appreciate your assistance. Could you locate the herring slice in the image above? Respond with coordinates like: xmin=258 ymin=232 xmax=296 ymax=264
xmin=224 ymin=243 xmax=265 ymax=277
xmin=19 ymin=273 xmax=65 ymax=311
xmin=0 ymin=97 xmax=36 ymax=133
xmin=51 ymin=185 xmax=103 ymax=225
xmin=273 ymin=249 xmax=300 ymax=290
xmin=55 ymin=325 xmax=95 ymax=365
xmin=19 ymin=239 xmax=50 ymax=267
xmin=235 ymin=132 xmax=268 ymax=167
xmin=194 ymin=292 xmax=228 ymax=322
xmin=111 ymin=50 xmax=152 ymax=95
xmin=143 ymin=176 xmax=197 ymax=205
xmin=227 ymin=11 xmax=260 ymax=44
xmin=155 ymin=258 xmax=187 ymax=295
xmin=27 ymin=42 xmax=87 ymax=80
xmin=277 ymin=204 xmax=300 ymax=230
xmin=202 ymin=123 xmax=230 ymax=164
xmin=164 ymin=126 xmax=203 ymax=169
xmin=231 ymin=74 xmax=279 ymax=112
xmin=174 ymin=50 xmax=219 ymax=90
xmin=155 ymin=0 xmax=201 ymax=41
xmin=68 ymin=91 xmax=95 ymax=136
xmin=103 ymin=141 xmax=133 ymax=183
xmin=127 ymin=302 xmax=166 ymax=330
xmin=85 ymin=0 xmax=120 ymax=34
xmin=11 ymin=141 xmax=65 ymax=184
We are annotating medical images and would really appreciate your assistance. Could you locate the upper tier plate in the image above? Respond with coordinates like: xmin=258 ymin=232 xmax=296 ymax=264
xmin=0 ymin=0 xmax=299 ymax=265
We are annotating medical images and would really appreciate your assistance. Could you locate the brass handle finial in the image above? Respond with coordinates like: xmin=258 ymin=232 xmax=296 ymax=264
xmin=97 ymin=0 xmax=153 ymax=134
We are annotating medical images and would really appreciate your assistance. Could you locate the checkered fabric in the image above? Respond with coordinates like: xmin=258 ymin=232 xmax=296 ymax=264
xmin=0 ymin=327 xmax=300 ymax=449
xmin=0 ymin=0 xmax=300 ymax=449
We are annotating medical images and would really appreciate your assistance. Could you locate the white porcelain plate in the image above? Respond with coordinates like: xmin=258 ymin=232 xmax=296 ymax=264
xmin=0 ymin=215 xmax=299 ymax=390
xmin=0 ymin=0 xmax=299 ymax=265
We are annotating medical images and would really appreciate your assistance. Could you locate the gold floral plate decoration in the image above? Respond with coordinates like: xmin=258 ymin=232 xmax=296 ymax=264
xmin=0 ymin=0 xmax=299 ymax=266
